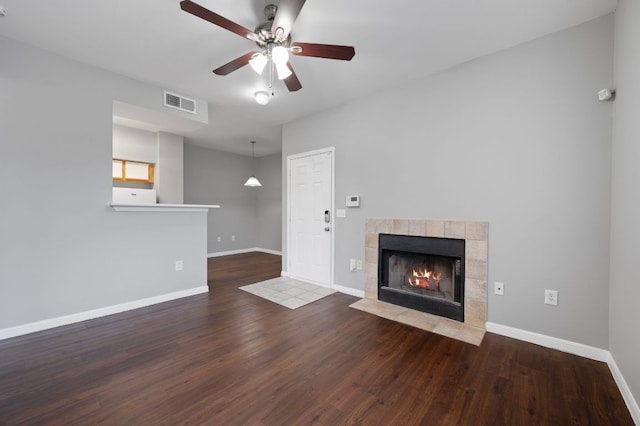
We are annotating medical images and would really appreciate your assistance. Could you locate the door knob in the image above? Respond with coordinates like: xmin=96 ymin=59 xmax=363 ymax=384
xmin=324 ymin=227 xmax=330 ymax=232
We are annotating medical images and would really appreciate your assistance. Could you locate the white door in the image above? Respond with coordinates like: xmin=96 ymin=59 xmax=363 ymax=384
xmin=288 ymin=149 xmax=333 ymax=287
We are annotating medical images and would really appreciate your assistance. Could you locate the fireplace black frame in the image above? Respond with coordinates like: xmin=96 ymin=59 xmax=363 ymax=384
xmin=378 ymin=233 xmax=465 ymax=322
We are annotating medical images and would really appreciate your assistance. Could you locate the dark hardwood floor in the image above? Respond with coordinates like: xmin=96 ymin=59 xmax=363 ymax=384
xmin=0 ymin=252 xmax=633 ymax=425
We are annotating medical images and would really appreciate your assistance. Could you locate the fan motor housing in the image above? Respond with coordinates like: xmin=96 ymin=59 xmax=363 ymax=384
xmin=254 ymin=4 xmax=291 ymax=47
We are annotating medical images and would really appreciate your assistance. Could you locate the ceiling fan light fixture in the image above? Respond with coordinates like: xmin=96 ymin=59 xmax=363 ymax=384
xmin=180 ymin=1 xmax=355 ymax=93
xmin=271 ymin=45 xmax=289 ymax=65
xmin=249 ymin=52 xmax=268 ymax=75
xmin=275 ymin=62 xmax=292 ymax=80
xmin=255 ymin=91 xmax=271 ymax=105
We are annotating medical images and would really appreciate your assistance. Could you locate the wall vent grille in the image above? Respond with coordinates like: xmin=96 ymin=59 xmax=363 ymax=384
xmin=164 ymin=91 xmax=196 ymax=114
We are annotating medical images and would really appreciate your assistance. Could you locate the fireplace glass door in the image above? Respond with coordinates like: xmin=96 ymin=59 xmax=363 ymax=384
xmin=378 ymin=234 xmax=465 ymax=322
xmin=387 ymin=252 xmax=459 ymax=301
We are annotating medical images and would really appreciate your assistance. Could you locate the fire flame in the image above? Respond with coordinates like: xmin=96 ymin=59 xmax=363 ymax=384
xmin=408 ymin=268 xmax=442 ymax=289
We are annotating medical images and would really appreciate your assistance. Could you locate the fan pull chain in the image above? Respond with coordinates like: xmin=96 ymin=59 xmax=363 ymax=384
xmin=268 ymin=57 xmax=274 ymax=88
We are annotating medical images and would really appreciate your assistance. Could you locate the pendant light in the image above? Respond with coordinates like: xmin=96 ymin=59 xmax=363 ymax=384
xmin=244 ymin=141 xmax=262 ymax=187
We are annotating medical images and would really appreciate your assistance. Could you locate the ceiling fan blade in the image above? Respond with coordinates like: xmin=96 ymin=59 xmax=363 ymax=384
xmin=291 ymin=42 xmax=355 ymax=61
xmin=283 ymin=63 xmax=302 ymax=92
xmin=213 ymin=51 xmax=257 ymax=76
xmin=180 ymin=0 xmax=260 ymax=43
xmin=271 ymin=0 xmax=306 ymax=41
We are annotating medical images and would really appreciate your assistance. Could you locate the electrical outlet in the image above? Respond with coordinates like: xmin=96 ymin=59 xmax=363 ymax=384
xmin=217 ymin=236 xmax=221 ymax=242
xmin=356 ymin=260 xmax=363 ymax=270
xmin=350 ymin=259 xmax=356 ymax=271
xmin=494 ymin=282 xmax=504 ymax=296
xmin=545 ymin=289 xmax=558 ymax=306
xmin=175 ymin=260 xmax=183 ymax=271
xmin=231 ymin=235 xmax=236 ymax=241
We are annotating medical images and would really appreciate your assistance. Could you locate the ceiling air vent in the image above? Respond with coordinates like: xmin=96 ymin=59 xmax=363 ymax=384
xmin=164 ymin=91 xmax=196 ymax=114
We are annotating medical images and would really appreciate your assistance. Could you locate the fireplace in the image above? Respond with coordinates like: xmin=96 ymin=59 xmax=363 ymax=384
xmin=363 ymin=219 xmax=488 ymax=334
xmin=378 ymin=233 xmax=465 ymax=322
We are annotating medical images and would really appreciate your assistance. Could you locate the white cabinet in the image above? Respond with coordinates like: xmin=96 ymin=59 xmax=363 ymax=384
xmin=112 ymin=159 xmax=154 ymax=183
xmin=112 ymin=160 xmax=124 ymax=179
xmin=112 ymin=187 xmax=157 ymax=204
xmin=125 ymin=162 xmax=151 ymax=180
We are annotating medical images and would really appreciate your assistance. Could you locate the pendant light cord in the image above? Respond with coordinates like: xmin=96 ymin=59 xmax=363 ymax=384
xmin=251 ymin=141 xmax=256 ymax=174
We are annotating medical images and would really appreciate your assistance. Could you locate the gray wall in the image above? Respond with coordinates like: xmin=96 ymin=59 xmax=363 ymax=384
xmin=282 ymin=16 xmax=614 ymax=349
xmin=184 ymin=145 xmax=282 ymax=254
xmin=112 ymin=124 xmax=156 ymax=163
xmin=611 ymin=0 xmax=640 ymax=408
xmin=0 ymin=36 xmax=208 ymax=330
xmin=156 ymin=132 xmax=184 ymax=204
xmin=256 ymin=153 xmax=283 ymax=252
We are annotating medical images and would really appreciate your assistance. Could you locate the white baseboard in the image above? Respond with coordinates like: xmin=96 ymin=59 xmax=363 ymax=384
xmin=208 ymin=248 xmax=255 ymax=258
xmin=208 ymin=248 xmax=282 ymax=258
xmin=279 ymin=272 xmax=364 ymax=298
xmin=332 ymin=283 xmax=365 ymax=298
xmin=486 ymin=322 xmax=609 ymax=361
xmin=487 ymin=322 xmax=639 ymax=423
xmin=255 ymin=248 xmax=282 ymax=256
xmin=607 ymin=353 xmax=640 ymax=425
xmin=0 ymin=286 xmax=209 ymax=341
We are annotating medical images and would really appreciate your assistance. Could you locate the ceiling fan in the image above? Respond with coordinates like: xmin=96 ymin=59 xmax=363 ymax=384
xmin=180 ymin=0 xmax=355 ymax=92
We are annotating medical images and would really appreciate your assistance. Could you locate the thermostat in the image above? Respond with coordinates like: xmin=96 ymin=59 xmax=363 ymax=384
xmin=346 ymin=195 xmax=360 ymax=207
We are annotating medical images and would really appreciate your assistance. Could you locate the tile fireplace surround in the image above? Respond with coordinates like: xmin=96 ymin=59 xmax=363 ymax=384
xmin=350 ymin=218 xmax=488 ymax=346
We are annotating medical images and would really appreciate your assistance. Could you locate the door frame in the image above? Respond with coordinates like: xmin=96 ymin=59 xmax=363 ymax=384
xmin=286 ymin=147 xmax=335 ymax=288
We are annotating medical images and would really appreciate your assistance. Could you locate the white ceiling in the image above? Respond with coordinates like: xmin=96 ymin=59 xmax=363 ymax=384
xmin=0 ymin=0 xmax=617 ymax=156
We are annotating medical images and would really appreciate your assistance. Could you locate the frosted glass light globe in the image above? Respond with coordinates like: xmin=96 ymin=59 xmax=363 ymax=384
xmin=271 ymin=45 xmax=289 ymax=65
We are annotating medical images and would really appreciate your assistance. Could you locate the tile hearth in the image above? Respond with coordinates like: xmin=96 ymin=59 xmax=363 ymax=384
xmin=350 ymin=298 xmax=485 ymax=345
xmin=351 ymin=218 xmax=488 ymax=346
